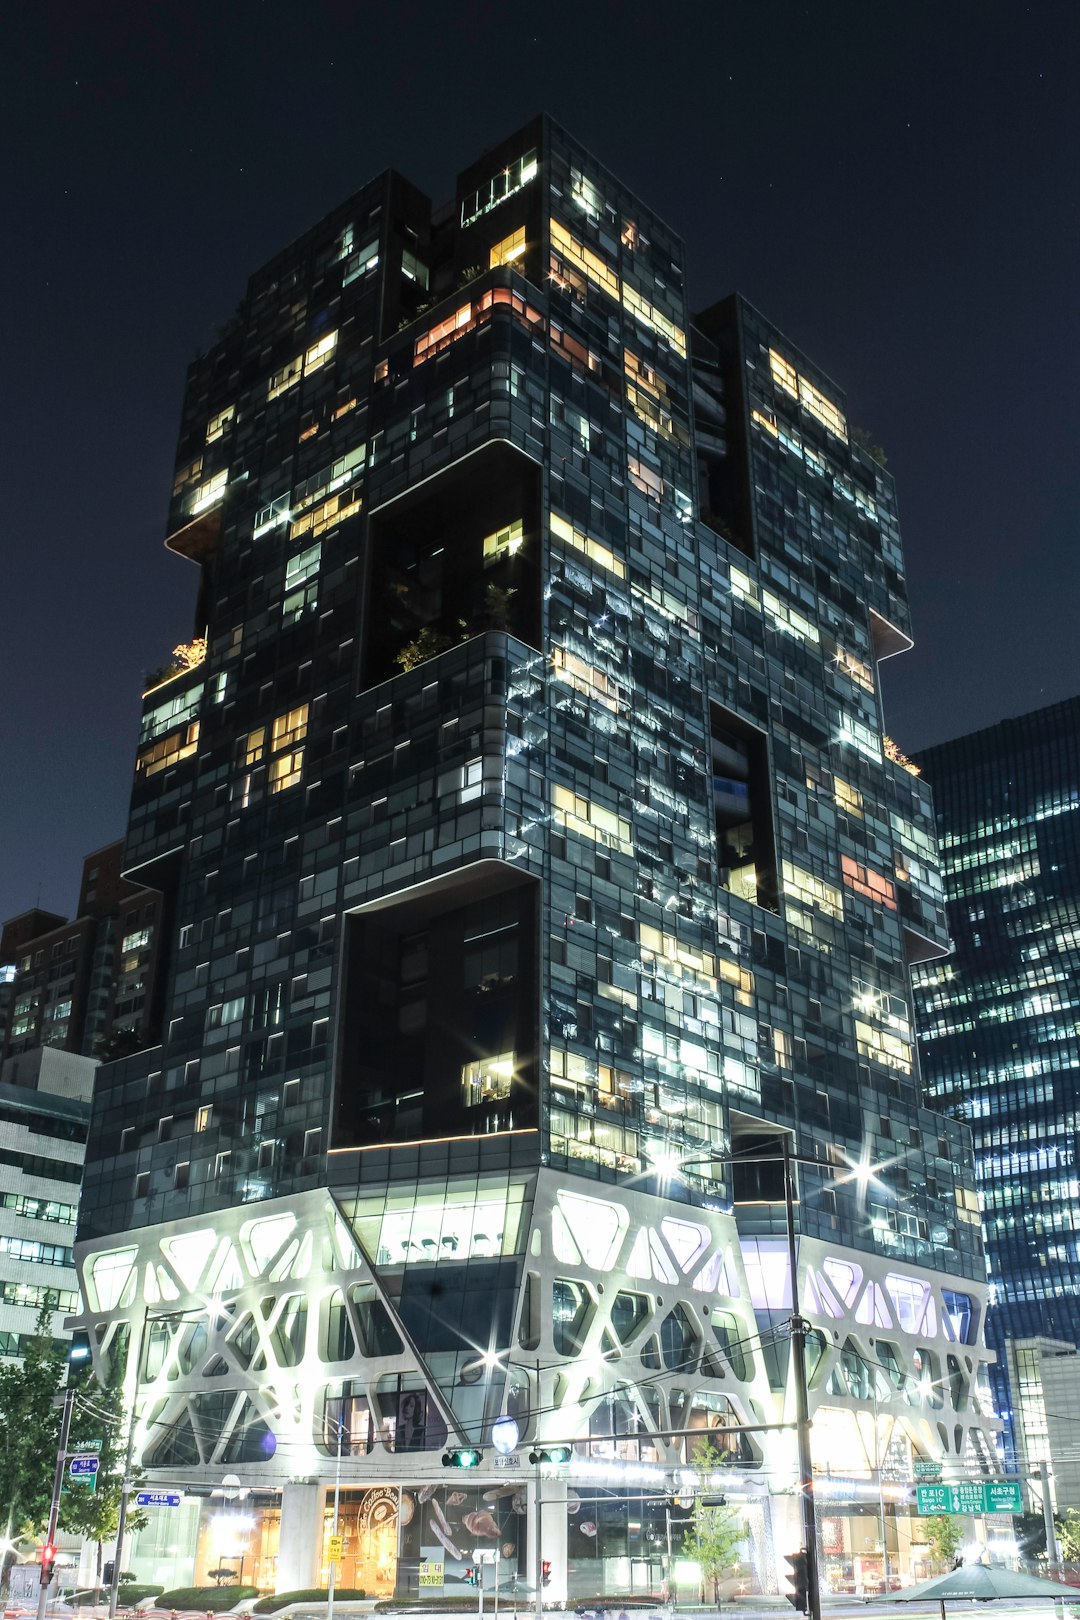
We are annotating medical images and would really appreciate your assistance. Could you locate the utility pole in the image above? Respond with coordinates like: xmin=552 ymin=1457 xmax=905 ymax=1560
xmin=109 ymin=1307 xmax=150 ymax=1620
xmin=36 ymin=1386 xmax=75 ymax=1620
xmin=1038 ymin=1460 xmax=1058 ymax=1569
xmin=782 ymin=1137 xmax=821 ymax=1620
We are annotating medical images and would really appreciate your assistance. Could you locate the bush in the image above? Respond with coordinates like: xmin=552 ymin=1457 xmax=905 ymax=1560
xmin=253 ymin=1590 xmax=366 ymax=1613
xmin=120 ymin=1586 xmax=166 ymax=1607
xmin=156 ymin=1586 xmax=259 ymax=1612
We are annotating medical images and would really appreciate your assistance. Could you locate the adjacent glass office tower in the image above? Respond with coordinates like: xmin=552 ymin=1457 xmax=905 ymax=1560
xmin=73 ymin=118 xmax=997 ymax=1601
xmin=913 ymin=699 xmax=1080 ymax=1425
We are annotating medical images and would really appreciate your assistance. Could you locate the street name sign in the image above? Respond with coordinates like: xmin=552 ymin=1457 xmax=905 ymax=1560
xmin=69 ymin=1456 xmax=99 ymax=1477
xmin=135 ymin=1491 xmax=182 ymax=1508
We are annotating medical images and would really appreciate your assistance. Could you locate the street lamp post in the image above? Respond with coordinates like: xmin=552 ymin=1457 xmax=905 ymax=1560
xmin=327 ymin=1411 xmax=345 ymax=1620
xmin=665 ymin=1141 xmax=825 ymax=1620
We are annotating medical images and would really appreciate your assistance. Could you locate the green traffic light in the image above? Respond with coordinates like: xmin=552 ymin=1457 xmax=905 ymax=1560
xmin=442 ymin=1447 xmax=484 ymax=1467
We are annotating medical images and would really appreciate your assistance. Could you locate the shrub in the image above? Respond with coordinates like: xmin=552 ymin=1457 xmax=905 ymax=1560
xmin=120 ymin=1586 xmax=166 ymax=1606
xmin=157 ymin=1586 xmax=259 ymax=1612
xmin=253 ymin=1590 xmax=366 ymax=1613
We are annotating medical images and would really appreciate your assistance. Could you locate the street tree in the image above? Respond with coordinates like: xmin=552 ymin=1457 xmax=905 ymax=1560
xmin=1056 ymin=1509 xmax=1080 ymax=1562
xmin=681 ymin=1436 xmax=746 ymax=1603
xmin=0 ymin=1310 xmax=65 ymax=1599
xmin=60 ymin=1380 xmax=147 ymax=1584
xmin=922 ymin=1514 xmax=963 ymax=1571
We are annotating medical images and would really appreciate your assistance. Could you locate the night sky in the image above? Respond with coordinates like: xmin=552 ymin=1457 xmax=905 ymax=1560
xmin=4 ymin=1 xmax=1078 ymax=926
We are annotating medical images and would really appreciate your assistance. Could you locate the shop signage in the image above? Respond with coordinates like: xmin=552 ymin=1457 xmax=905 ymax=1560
xmin=916 ymin=1483 xmax=1023 ymax=1515
xmin=135 ymin=1492 xmax=182 ymax=1508
xmin=418 ymin=1561 xmax=444 ymax=1588
xmin=327 ymin=1536 xmax=344 ymax=1562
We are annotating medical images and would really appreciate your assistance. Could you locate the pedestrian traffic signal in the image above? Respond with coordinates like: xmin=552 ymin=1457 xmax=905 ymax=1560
xmin=442 ymin=1447 xmax=483 ymax=1467
xmin=528 ymin=1446 xmax=572 ymax=1464
xmin=40 ymin=1544 xmax=57 ymax=1586
xmin=464 ymin=1567 xmax=479 ymax=1586
xmin=541 ymin=1561 xmax=552 ymax=1588
xmin=784 ymin=1550 xmax=808 ymax=1613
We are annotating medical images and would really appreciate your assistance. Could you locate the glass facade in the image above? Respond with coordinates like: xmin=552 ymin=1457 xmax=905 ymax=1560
xmin=73 ymin=117 xmax=997 ymax=1600
xmin=913 ymin=698 xmax=1080 ymax=1430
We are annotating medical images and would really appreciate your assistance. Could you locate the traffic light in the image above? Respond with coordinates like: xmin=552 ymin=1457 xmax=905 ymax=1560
xmin=528 ymin=1446 xmax=572 ymax=1464
xmin=68 ymin=1328 xmax=93 ymax=1383
xmin=40 ymin=1544 xmax=57 ymax=1587
xmin=784 ymin=1550 xmax=808 ymax=1613
xmin=103 ymin=1561 xmax=115 ymax=1588
xmin=541 ymin=1561 xmax=552 ymax=1588
xmin=442 ymin=1447 xmax=483 ymax=1468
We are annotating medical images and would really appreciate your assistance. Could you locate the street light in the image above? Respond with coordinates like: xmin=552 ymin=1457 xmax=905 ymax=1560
xmin=652 ymin=1137 xmax=889 ymax=1620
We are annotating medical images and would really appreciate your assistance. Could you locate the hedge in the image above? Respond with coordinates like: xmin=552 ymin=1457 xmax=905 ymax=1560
xmin=156 ymin=1586 xmax=260 ymax=1611
xmin=252 ymin=1590 xmax=367 ymax=1613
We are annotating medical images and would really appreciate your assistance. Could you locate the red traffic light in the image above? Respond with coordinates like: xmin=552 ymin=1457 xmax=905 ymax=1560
xmin=42 ymin=1545 xmax=56 ymax=1565
xmin=541 ymin=1561 xmax=552 ymax=1587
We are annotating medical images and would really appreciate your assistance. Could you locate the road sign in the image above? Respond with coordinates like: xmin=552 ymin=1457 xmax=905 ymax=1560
xmin=135 ymin=1491 xmax=182 ymax=1508
xmin=914 ymin=1460 xmax=942 ymax=1477
xmin=71 ymin=1440 xmax=102 ymax=1453
xmin=69 ymin=1456 xmax=99 ymax=1477
xmin=985 ymin=1482 xmax=1023 ymax=1513
xmin=916 ymin=1482 xmax=1023 ymax=1515
xmin=327 ymin=1536 xmax=344 ymax=1562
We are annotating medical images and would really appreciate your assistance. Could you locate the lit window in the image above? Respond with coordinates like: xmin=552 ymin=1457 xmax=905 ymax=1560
xmin=460 ymin=148 xmax=538 ymax=227
xmin=195 ymin=1105 xmax=212 ymax=1132
xmin=272 ymin=704 xmax=309 ymax=752
xmin=490 ymin=227 xmax=526 ymax=267
xmin=121 ymin=927 xmax=152 ymax=953
xmin=834 ymin=777 xmax=864 ymax=819
xmin=552 ymin=785 xmax=632 ymax=854
xmin=283 ymin=543 xmax=322 ymax=621
xmin=137 ymin=721 xmax=199 ymax=777
xmin=550 ymin=218 xmax=619 ymax=299
xmin=343 ymin=238 xmax=379 ymax=285
xmin=304 ymin=330 xmax=338 ymax=374
xmin=483 ymin=519 xmax=524 ymax=566
xmin=550 ymin=513 xmax=625 ymax=579
xmin=401 ymin=249 xmax=428 ymax=287
xmin=841 ymin=853 xmax=897 ymax=910
xmin=621 ymin=284 xmax=686 ymax=357
xmin=242 ymin=727 xmax=266 ymax=766
xmin=768 ymin=348 xmax=847 ymax=442
xmin=461 ymin=1053 xmax=515 ymax=1107
xmin=628 ymin=456 xmax=663 ymax=502
xmin=270 ymin=751 xmax=304 ymax=794
xmin=289 ymin=491 xmax=362 ymax=541
xmin=205 ymin=405 xmax=235 ymax=443
xmin=268 ymin=355 xmax=303 ymax=400
xmin=188 ymin=468 xmax=228 ymax=515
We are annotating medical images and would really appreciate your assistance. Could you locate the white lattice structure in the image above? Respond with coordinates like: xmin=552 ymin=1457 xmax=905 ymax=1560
xmin=73 ymin=1170 xmax=997 ymax=1596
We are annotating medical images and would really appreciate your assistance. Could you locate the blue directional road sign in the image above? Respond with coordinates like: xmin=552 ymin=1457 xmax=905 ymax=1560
xmin=135 ymin=1491 xmax=182 ymax=1508
xmin=69 ymin=1456 xmax=99 ymax=1477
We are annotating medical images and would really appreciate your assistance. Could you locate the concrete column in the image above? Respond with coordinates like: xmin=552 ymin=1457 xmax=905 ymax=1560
xmin=526 ymin=1475 xmax=568 ymax=1607
xmin=277 ymin=1482 xmax=322 ymax=1593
